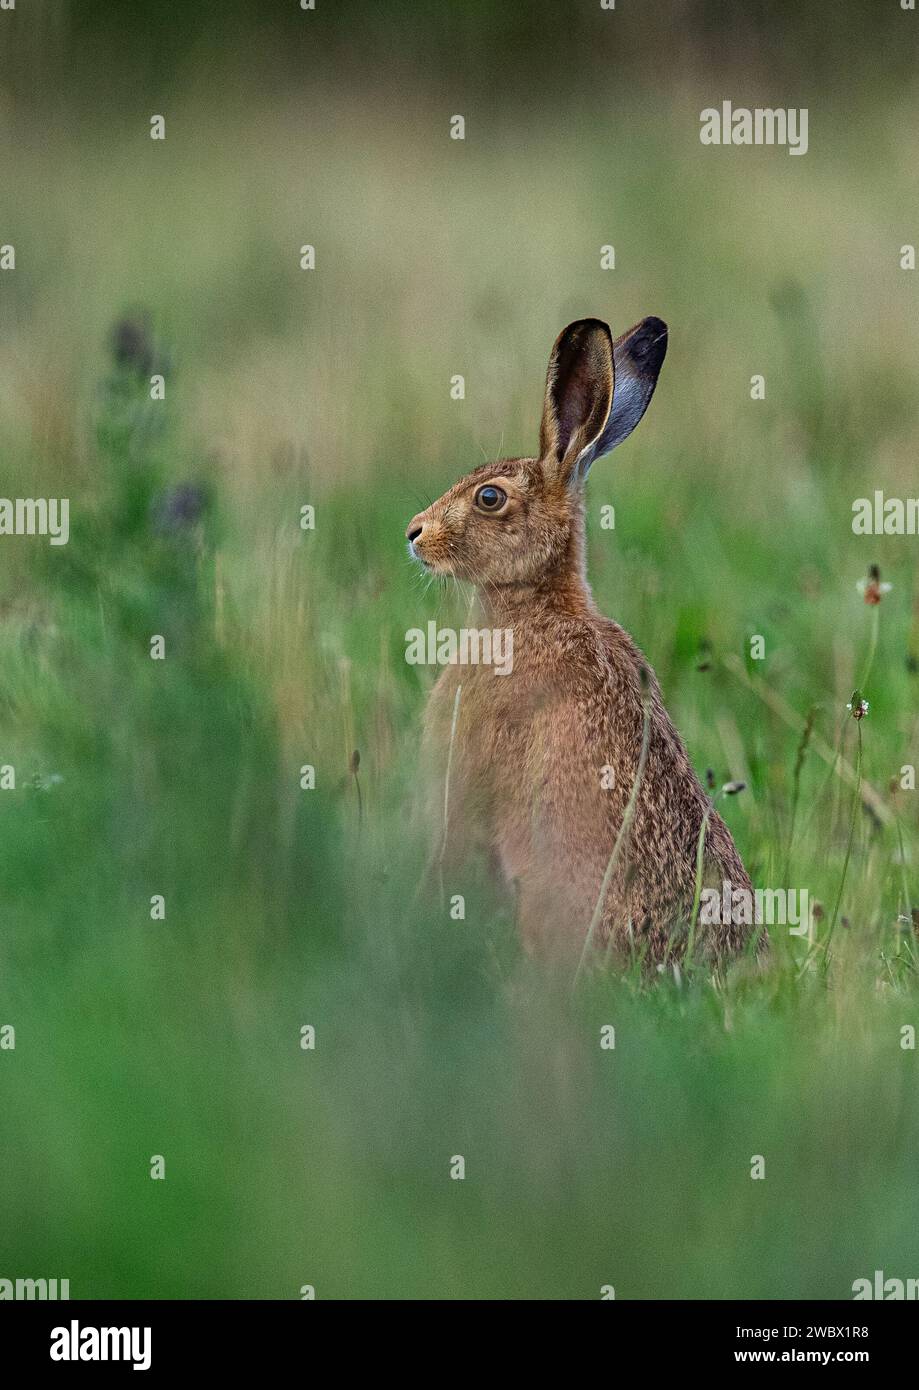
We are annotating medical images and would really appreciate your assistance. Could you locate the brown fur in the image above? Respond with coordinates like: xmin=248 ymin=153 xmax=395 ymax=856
xmin=406 ymin=317 xmax=759 ymax=965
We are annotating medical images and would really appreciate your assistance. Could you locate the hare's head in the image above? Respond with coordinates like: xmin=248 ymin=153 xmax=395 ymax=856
xmin=406 ymin=316 xmax=667 ymax=588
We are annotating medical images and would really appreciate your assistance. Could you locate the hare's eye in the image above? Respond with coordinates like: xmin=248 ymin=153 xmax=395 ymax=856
xmin=475 ymin=485 xmax=507 ymax=512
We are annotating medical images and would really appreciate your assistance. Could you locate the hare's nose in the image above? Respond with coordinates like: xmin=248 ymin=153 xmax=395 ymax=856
xmin=406 ymin=516 xmax=425 ymax=543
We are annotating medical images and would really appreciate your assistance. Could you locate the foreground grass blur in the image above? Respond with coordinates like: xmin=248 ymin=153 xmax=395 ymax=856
xmin=1 ymin=60 xmax=918 ymax=1296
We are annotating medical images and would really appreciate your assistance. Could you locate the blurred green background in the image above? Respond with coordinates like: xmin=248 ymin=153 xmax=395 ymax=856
xmin=1 ymin=1 xmax=918 ymax=1299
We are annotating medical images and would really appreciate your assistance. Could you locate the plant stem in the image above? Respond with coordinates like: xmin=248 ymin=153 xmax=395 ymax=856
xmin=437 ymin=683 xmax=463 ymax=907
xmin=860 ymin=604 xmax=880 ymax=691
xmin=722 ymin=655 xmax=890 ymax=825
xmin=825 ymin=720 xmax=862 ymax=966
xmin=686 ymin=791 xmax=724 ymax=961
xmin=894 ymin=809 xmax=913 ymax=955
xmin=783 ymin=705 xmax=816 ymax=882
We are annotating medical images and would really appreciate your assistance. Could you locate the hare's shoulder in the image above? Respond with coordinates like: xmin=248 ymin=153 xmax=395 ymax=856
xmin=498 ymin=615 xmax=653 ymax=760
xmin=550 ymin=613 xmax=656 ymax=703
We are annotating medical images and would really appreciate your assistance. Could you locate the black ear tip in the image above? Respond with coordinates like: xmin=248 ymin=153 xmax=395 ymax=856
xmin=632 ymin=316 xmax=668 ymax=369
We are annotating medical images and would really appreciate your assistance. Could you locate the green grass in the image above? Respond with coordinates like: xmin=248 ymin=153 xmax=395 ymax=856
xmin=1 ymin=58 xmax=918 ymax=1299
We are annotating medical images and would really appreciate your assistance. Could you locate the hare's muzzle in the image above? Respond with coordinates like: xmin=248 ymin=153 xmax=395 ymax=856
xmin=405 ymin=512 xmax=427 ymax=555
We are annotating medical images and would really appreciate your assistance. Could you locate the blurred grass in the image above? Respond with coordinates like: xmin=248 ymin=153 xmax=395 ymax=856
xmin=1 ymin=6 xmax=919 ymax=1298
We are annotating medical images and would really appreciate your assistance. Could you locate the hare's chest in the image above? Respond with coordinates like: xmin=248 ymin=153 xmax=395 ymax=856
xmin=462 ymin=672 xmax=549 ymax=791
xmin=427 ymin=665 xmax=534 ymax=781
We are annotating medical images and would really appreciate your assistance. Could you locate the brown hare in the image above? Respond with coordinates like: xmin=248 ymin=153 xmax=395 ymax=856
xmin=406 ymin=317 xmax=758 ymax=966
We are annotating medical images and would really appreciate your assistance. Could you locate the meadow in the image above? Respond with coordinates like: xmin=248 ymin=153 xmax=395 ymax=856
xmin=1 ymin=7 xmax=918 ymax=1298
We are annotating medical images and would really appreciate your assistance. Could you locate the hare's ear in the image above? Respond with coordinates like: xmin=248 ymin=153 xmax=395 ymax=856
xmin=538 ymin=319 xmax=615 ymax=485
xmin=578 ymin=316 xmax=668 ymax=475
